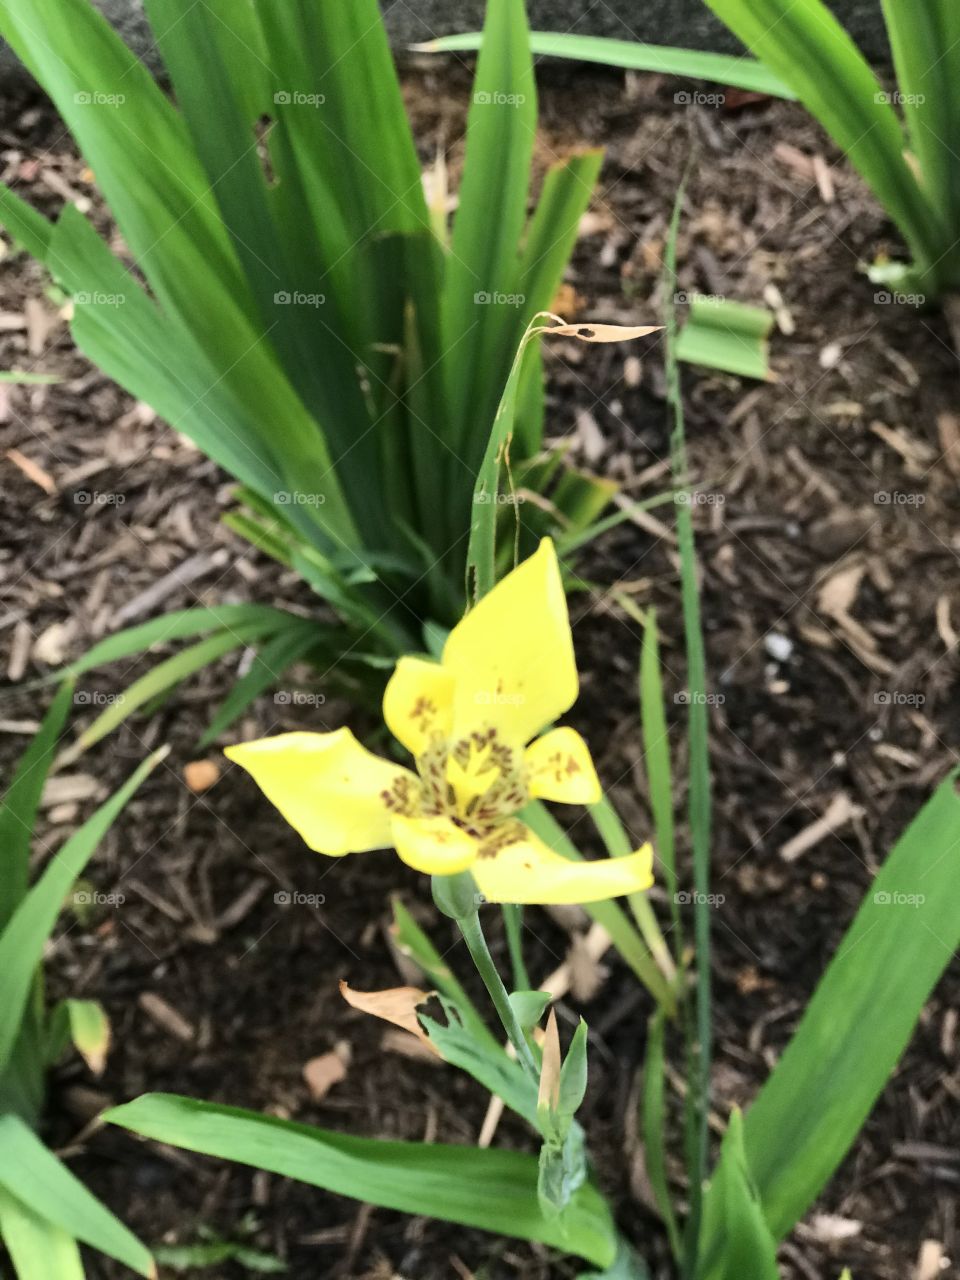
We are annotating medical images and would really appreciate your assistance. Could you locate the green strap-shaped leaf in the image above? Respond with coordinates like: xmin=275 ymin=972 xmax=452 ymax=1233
xmin=416 ymin=31 xmax=795 ymax=99
xmin=107 ymin=1093 xmax=616 ymax=1268
xmin=880 ymin=0 xmax=960 ymax=287
xmin=0 ymin=749 xmax=166 ymax=1071
xmin=0 ymin=1186 xmax=86 ymax=1280
xmin=695 ymin=1111 xmax=779 ymax=1280
xmin=0 ymin=1116 xmax=153 ymax=1276
xmin=0 ymin=182 xmax=52 ymax=260
xmin=0 ymin=683 xmax=73 ymax=928
xmin=443 ymin=0 xmax=536 ymax=462
xmin=741 ymin=769 xmax=960 ymax=1240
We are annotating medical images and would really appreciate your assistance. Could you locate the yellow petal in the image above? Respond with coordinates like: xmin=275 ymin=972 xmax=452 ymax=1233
xmin=525 ymin=727 xmax=601 ymax=805
xmin=383 ymin=655 xmax=455 ymax=757
xmin=391 ymin=814 xmax=480 ymax=875
xmin=225 ymin=730 xmax=419 ymax=856
xmin=472 ymin=833 xmax=654 ymax=905
xmin=443 ymin=538 xmax=577 ymax=746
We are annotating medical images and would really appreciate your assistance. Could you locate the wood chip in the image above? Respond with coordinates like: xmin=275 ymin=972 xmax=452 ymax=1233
xmin=41 ymin=773 xmax=103 ymax=809
xmin=7 ymin=619 xmax=33 ymax=682
xmin=780 ymin=792 xmax=865 ymax=862
xmin=936 ymin=596 xmax=958 ymax=652
xmin=138 ymin=992 xmax=195 ymax=1042
xmin=6 ymin=446 xmax=56 ymax=495
xmin=113 ymin=549 xmax=229 ymax=625
xmin=915 ymin=1240 xmax=945 ymax=1280
xmin=31 ymin=620 xmax=74 ymax=666
xmin=183 ymin=759 xmax=221 ymax=793
xmin=303 ymin=1043 xmax=350 ymax=1101
xmin=937 ymin=412 xmax=960 ymax=478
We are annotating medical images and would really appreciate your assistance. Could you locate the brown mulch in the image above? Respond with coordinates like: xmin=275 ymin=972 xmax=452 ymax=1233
xmin=1 ymin=58 xmax=958 ymax=1280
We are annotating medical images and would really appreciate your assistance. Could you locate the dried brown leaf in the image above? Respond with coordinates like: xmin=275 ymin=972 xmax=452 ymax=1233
xmin=339 ymin=981 xmax=439 ymax=1056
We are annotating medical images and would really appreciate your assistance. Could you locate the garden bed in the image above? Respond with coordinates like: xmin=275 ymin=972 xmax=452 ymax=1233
xmin=1 ymin=61 xmax=958 ymax=1280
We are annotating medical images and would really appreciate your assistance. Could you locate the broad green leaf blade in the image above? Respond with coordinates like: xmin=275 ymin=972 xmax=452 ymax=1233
xmin=695 ymin=1111 xmax=779 ymax=1280
xmin=196 ymin=622 xmax=321 ymax=750
xmin=0 ymin=1186 xmax=85 ymax=1280
xmin=675 ymin=297 xmax=773 ymax=381
xmin=0 ymin=749 xmax=166 ymax=1071
xmin=742 ymin=770 xmax=960 ymax=1240
xmin=0 ymin=1115 xmax=153 ymax=1276
xmin=0 ymin=182 xmax=52 ymax=259
xmin=107 ymin=1094 xmax=617 ymax=1267
xmin=443 ymin=0 xmax=536 ymax=463
xmin=0 ymin=682 xmax=73 ymax=928
xmin=71 ymin=626 xmax=272 ymax=756
xmin=701 ymin=0 xmax=943 ymax=283
xmin=416 ymin=31 xmax=795 ymax=99
xmin=880 ymin=0 xmax=960 ymax=286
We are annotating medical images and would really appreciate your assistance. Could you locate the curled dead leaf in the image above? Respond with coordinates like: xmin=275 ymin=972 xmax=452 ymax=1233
xmin=339 ymin=981 xmax=440 ymax=1056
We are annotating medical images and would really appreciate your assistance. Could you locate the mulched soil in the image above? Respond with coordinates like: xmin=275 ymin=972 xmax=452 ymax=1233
xmin=1 ymin=56 xmax=958 ymax=1280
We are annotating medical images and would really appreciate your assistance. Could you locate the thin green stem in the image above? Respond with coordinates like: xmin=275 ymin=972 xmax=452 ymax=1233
xmin=457 ymin=910 xmax=539 ymax=1080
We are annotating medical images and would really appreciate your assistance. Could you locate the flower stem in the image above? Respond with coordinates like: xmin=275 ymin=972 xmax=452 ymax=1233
xmin=457 ymin=910 xmax=539 ymax=1080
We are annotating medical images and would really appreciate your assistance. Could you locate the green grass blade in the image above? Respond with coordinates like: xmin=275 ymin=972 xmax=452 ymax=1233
xmin=196 ymin=622 xmax=322 ymax=750
xmin=70 ymin=626 xmax=275 ymax=755
xmin=589 ymin=796 xmax=676 ymax=997
xmin=0 ymin=1187 xmax=86 ymax=1280
xmin=418 ymin=31 xmax=795 ymax=98
xmin=701 ymin=0 xmax=944 ymax=283
xmin=664 ymin=182 xmax=713 ymax=1265
xmin=641 ymin=1010 xmax=682 ymax=1262
xmin=0 ymin=748 xmax=166 ymax=1071
xmin=0 ymin=1116 xmax=152 ymax=1276
xmin=639 ymin=610 xmax=681 ymax=955
xmin=741 ymin=770 xmax=960 ymax=1240
xmin=107 ymin=1094 xmax=617 ymax=1268
xmin=0 ymin=683 xmax=73 ymax=928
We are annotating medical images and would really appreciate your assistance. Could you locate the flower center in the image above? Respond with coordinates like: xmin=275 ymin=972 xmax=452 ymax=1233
xmin=417 ymin=728 xmax=528 ymax=836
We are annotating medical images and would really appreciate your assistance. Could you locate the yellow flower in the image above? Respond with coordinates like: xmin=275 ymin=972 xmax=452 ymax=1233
xmin=225 ymin=539 xmax=653 ymax=905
